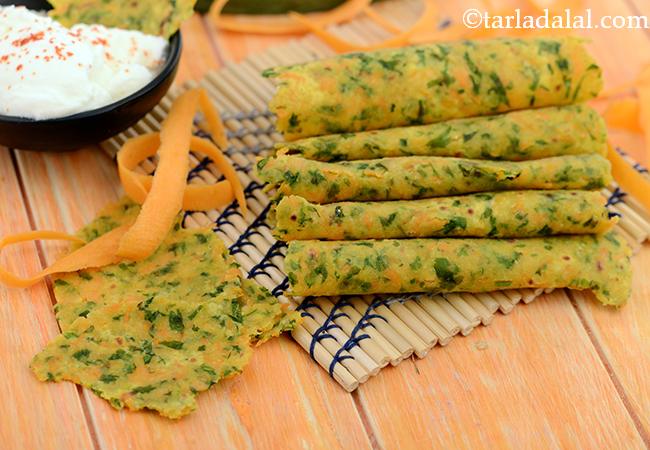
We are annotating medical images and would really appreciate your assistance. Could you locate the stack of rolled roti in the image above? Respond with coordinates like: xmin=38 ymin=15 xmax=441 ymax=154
xmin=257 ymin=36 xmax=632 ymax=306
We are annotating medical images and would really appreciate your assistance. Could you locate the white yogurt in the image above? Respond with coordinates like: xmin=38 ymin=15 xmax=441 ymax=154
xmin=0 ymin=6 xmax=168 ymax=120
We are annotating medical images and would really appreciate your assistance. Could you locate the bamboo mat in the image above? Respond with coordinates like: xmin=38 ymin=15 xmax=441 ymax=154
xmin=101 ymin=16 xmax=650 ymax=392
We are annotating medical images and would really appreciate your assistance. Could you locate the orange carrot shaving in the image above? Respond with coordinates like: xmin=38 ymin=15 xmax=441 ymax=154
xmin=289 ymin=0 xmax=437 ymax=53
xmin=603 ymin=97 xmax=642 ymax=133
xmin=116 ymin=89 xmax=200 ymax=261
xmin=210 ymin=0 xmax=371 ymax=35
xmin=199 ymin=89 xmax=228 ymax=149
xmin=607 ymin=144 xmax=650 ymax=213
xmin=118 ymin=133 xmax=245 ymax=212
xmin=0 ymin=227 xmax=127 ymax=288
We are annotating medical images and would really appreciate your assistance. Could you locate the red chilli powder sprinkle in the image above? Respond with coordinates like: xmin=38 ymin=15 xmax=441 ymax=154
xmin=91 ymin=37 xmax=108 ymax=46
xmin=16 ymin=64 xmax=23 ymax=72
xmin=11 ymin=31 xmax=45 ymax=47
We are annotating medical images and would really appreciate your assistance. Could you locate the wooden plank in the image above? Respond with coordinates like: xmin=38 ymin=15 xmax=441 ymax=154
xmin=0 ymin=149 xmax=95 ymax=450
xmin=356 ymin=291 xmax=645 ymax=449
xmin=572 ymin=246 xmax=650 ymax=436
xmin=570 ymin=0 xmax=650 ymax=439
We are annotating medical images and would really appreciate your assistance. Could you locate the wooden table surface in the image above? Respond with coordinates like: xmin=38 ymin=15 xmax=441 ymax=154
xmin=1 ymin=1 xmax=650 ymax=449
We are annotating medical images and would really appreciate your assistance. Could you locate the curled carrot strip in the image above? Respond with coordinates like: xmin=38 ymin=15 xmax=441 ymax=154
xmin=199 ymin=89 xmax=228 ymax=149
xmin=118 ymin=133 xmax=246 ymax=212
xmin=0 ymin=228 xmax=126 ymax=288
xmin=116 ymin=89 xmax=200 ymax=261
xmin=210 ymin=0 xmax=371 ymax=35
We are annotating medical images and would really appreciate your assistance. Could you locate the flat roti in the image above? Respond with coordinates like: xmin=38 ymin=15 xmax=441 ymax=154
xmin=32 ymin=295 xmax=252 ymax=419
xmin=33 ymin=199 xmax=299 ymax=418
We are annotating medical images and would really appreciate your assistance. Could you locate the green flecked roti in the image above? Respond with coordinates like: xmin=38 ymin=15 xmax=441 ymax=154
xmin=32 ymin=296 xmax=253 ymax=419
xmin=273 ymin=191 xmax=616 ymax=241
xmin=265 ymin=37 xmax=602 ymax=140
xmin=32 ymin=199 xmax=299 ymax=419
xmin=257 ymin=154 xmax=612 ymax=204
xmin=284 ymin=232 xmax=632 ymax=306
xmin=48 ymin=0 xmax=196 ymax=38
xmin=275 ymin=105 xmax=607 ymax=162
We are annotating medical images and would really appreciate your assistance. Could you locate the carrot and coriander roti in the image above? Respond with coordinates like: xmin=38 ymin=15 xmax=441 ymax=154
xmin=31 ymin=198 xmax=299 ymax=418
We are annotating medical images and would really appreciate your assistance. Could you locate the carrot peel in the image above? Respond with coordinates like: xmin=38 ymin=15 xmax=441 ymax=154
xmin=0 ymin=228 xmax=126 ymax=288
xmin=118 ymin=134 xmax=246 ymax=212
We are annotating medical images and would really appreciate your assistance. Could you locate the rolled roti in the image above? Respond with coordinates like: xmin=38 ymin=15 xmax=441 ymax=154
xmin=256 ymin=154 xmax=612 ymax=203
xmin=284 ymin=232 xmax=632 ymax=306
xmin=264 ymin=37 xmax=602 ymax=140
xmin=275 ymin=105 xmax=607 ymax=162
xmin=273 ymin=191 xmax=616 ymax=240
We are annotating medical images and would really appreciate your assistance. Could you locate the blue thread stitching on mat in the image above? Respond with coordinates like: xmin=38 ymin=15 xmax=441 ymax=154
xmin=248 ymin=241 xmax=287 ymax=279
xmin=298 ymin=299 xmax=337 ymax=358
xmin=271 ymin=278 xmax=289 ymax=297
xmin=606 ymin=187 xmax=626 ymax=219
xmin=297 ymin=298 xmax=348 ymax=360
xmin=187 ymin=156 xmax=212 ymax=181
xmin=195 ymin=125 xmax=273 ymax=153
xmin=228 ymin=203 xmax=271 ymax=255
xmin=616 ymin=146 xmax=649 ymax=173
xmin=326 ymin=297 xmax=398 ymax=376
xmin=215 ymin=201 xmax=243 ymax=229
xmin=607 ymin=187 xmax=627 ymax=206
xmin=244 ymin=180 xmax=265 ymax=197
xmin=297 ymin=296 xmax=396 ymax=377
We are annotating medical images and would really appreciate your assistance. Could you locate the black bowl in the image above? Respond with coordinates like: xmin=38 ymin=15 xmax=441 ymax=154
xmin=0 ymin=1 xmax=181 ymax=151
